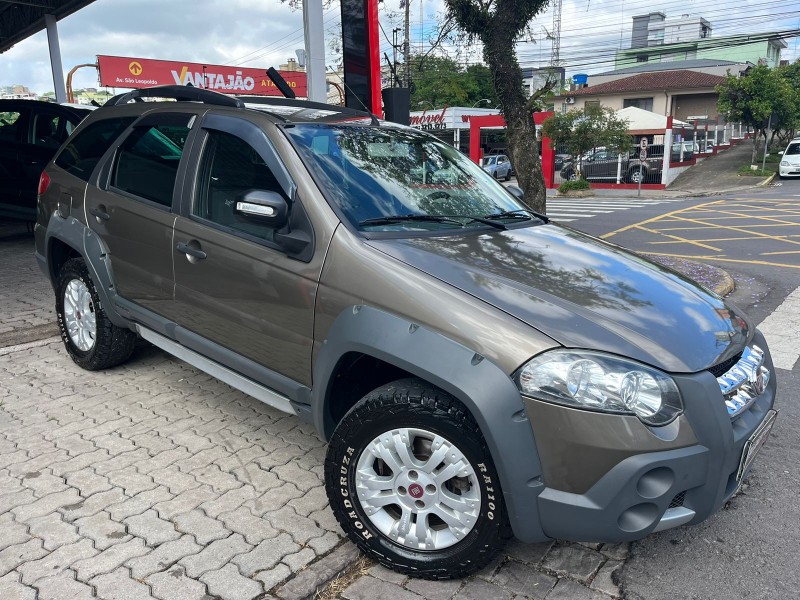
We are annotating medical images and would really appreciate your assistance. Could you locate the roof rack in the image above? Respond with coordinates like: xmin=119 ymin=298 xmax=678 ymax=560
xmin=104 ymin=85 xmax=245 ymax=108
xmin=238 ymin=96 xmax=379 ymax=125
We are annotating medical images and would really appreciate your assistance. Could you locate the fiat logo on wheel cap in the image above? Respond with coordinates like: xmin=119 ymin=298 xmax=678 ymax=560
xmin=409 ymin=483 xmax=424 ymax=498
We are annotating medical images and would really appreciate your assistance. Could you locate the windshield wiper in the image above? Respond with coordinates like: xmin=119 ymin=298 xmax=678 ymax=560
xmin=484 ymin=208 xmax=549 ymax=224
xmin=358 ymin=214 xmax=507 ymax=230
xmin=358 ymin=214 xmax=465 ymax=227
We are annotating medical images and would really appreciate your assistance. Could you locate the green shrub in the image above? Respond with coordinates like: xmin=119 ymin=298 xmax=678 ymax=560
xmin=558 ymin=178 xmax=591 ymax=193
xmin=737 ymin=165 xmax=775 ymax=177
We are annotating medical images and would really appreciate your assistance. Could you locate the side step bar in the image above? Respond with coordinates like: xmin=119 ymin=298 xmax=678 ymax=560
xmin=136 ymin=325 xmax=296 ymax=416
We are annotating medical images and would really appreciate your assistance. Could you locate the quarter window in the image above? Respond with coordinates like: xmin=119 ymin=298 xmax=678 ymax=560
xmin=55 ymin=117 xmax=135 ymax=181
xmin=112 ymin=123 xmax=190 ymax=207
xmin=194 ymin=130 xmax=288 ymax=241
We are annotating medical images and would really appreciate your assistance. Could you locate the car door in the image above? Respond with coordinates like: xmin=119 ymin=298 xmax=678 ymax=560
xmin=0 ymin=103 xmax=29 ymax=219
xmin=85 ymin=112 xmax=196 ymax=316
xmin=171 ymin=114 xmax=321 ymax=386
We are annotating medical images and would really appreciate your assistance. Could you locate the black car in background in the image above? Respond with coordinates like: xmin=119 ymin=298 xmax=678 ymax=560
xmin=0 ymin=99 xmax=92 ymax=221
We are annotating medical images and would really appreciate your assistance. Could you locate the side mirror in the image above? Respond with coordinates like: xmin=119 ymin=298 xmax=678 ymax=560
xmin=235 ymin=190 xmax=288 ymax=229
xmin=506 ymin=185 xmax=524 ymax=201
xmin=778 ymin=151 xmax=784 ymax=155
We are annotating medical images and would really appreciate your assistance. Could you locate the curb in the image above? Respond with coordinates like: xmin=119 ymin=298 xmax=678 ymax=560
xmin=757 ymin=172 xmax=777 ymax=187
xmin=642 ymin=253 xmax=735 ymax=297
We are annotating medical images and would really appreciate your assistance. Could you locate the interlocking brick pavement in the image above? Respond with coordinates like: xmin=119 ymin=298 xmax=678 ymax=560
xmin=0 ymin=336 xmax=349 ymax=599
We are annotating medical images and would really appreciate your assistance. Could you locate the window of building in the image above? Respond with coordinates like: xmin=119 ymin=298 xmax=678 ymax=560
xmin=623 ymin=98 xmax=654 ymax=111
xmin=585 ymin=100 xmax=601 ymax=109
xmin=636 ymin=55 xmax=649 ymax=63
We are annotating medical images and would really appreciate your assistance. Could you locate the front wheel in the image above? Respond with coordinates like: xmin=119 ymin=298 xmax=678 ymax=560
xmin=628 ymin=169 xmax=646 ymax=184
xmin=325 ymin=378 xmax=510 ymax=579
xmin=55 ymin=258 xmax=136 ymax=370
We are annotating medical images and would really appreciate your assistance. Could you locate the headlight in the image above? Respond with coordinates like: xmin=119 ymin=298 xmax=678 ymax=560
xmin=516 ymin=350 xmax=683 ymax=426
xmin=781 ymin=161 xmax=789 ymax=166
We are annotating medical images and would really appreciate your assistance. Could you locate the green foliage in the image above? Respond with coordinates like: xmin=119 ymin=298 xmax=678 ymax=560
xmin=409 ymin=55 xmax=498 ymax=109
xmin=541 ymin=106 xmax=633 ymax=172
xmin=558 ymin=178 xmax=591 ymax=193
xmin=737 ymin=165 xmax=775 ymax=177
xmin=717 ymin=64 xmax=798 ymax=136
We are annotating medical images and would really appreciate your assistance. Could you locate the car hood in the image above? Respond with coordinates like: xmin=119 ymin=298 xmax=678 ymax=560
xmin=367 ymin=224 xmax=751 ymax=373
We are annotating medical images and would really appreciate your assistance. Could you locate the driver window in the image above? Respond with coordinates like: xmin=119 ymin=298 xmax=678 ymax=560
xmin=194 ymin=130 xmax=289 ymax=241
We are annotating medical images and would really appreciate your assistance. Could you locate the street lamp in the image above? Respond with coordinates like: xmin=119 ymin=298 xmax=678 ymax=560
xmin=472 ymin=98 xmax=491 ymax=107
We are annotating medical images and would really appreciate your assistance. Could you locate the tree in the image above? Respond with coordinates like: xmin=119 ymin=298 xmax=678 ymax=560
xmin=541 ymin=106 xmax=632 ymax=177
xmin=716 ymin=64 xmax=798 ymax=163
xmin=443 ymin=0 xmax=555 ymax=213
xmin=408 ymin=55 xmax=499 ymax=109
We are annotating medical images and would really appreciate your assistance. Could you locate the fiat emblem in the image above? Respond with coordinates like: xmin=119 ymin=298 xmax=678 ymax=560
xmin=409 ymin=483 xmax=424 ymax=498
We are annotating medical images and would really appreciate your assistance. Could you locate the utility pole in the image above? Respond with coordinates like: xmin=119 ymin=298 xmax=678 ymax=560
xmin=393 ymin=28 xmax=401 ymax=87
xmin=404 ymin=0 xmax=411 ymax=87
xmin=551 ymin=0 xmax=563 ymax=67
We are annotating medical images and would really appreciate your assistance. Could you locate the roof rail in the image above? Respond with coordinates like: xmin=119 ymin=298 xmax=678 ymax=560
xmin=238 ymin=96 xmax=379 ymax=125
xmin=104 ymin=85 xmax=245 ymax=108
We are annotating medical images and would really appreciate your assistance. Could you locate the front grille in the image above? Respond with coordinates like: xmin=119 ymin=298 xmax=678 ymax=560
xmin=715 ymin=345 xmax=770 ymax=418
xmin=668 ymin=491 xmax=686 ymax=509
xmin=708 ymin=352 xmax=743 ymax=378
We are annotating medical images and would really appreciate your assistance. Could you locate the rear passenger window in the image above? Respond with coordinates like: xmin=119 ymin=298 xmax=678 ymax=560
xmin=0 ymin=110 xmax=23 ymax=142
xmin=55 ymin=117 xmax=134 ymax=181
xmin=112 ymin=123 xmax=190 ymax=207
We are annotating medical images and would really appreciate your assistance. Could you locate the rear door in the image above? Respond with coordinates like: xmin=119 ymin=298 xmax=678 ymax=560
xmin=0 ymin=102 xmax=29 ymax=219
xmin=85 ymin=112 xmax=197 ymax=316
xmin=171 ymin=114 xmax=321 ymax=385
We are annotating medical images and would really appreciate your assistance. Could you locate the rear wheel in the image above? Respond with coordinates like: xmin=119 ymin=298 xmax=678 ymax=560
xmin=55 ymin=258 xmax=136 ymax=370
xmin=325 ymin=378 xmax=510 ymax=579
xmin=628 ymin=169 xmax=646 ymax=184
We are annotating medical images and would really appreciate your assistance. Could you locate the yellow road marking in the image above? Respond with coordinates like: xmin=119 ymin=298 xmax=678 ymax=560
xmin=642 ymin=253 xmax=800 ymax=270
xmin=600 ymin=200 xmax=724 ymax=239
xmin=647 ymin=235 xmax=800 ymax=245
xmin=653 ymin=224 xmax=798 ymax=231
xmin=721 ymin=209 xmax=800 ymax=227
xmin=634 ymin=225 xmax=722 ymax=251
xmin=670 ymin=215 xmax=800 ymax=247
xmin=761 ymin=250 xmax=800 ymax=256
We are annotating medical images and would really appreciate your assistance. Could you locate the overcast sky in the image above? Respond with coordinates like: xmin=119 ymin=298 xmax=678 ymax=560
xmin=1 ymin=0 xmax=798 ymax=94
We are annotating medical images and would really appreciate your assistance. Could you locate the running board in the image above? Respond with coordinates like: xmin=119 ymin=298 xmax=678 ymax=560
xmin=136 ymin=325 xmax=297 ymax=416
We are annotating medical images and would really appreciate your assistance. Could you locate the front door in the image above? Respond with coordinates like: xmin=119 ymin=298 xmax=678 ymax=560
xmin=0 ymin=103 xmax=28 ymax=219
xmin=172 ymin=115 xmax=320 ymax=386
xmin=85 ymin=112 xmax=196 ymax=316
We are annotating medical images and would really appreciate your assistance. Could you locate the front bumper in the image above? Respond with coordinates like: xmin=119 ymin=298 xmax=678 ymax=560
xmin=779 ymin=165 xmax=800 ymax=177
xmin=526 ymin=332 xmax=777 ymax=543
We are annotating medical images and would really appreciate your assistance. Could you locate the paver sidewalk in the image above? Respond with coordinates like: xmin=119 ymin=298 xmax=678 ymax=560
xmin=0 ymin=340 xmax=349 ymax=600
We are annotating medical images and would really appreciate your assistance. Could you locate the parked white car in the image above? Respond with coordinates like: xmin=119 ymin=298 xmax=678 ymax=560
xmin=779 ymin=138 xmax=800 ymax=179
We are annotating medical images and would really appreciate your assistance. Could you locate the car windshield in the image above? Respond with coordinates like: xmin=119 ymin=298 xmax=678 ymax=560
xmin=484 ymin=156 xmax=497 ymax=165
xmin=786 ymin=143 xmax=800 ymax=156
xmin=284 ymin=125 xmax=534 ymax=232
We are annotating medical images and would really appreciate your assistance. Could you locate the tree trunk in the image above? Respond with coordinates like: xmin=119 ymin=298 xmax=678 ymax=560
xmin=482 ymin=30 xmax=546 ymax=213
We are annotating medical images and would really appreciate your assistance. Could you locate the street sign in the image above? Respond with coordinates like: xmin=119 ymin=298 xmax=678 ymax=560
xmin=640 ymin=138 xmax=648 ymax=150
xmin=639 ymin=150 xmax=647 ymax=161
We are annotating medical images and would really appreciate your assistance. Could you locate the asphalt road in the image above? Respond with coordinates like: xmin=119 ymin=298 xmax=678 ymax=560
xmin=558 ymin=179 xmax=800 ymax=600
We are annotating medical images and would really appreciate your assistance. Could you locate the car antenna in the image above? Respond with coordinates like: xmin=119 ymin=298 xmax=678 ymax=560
xmin=266 ymin=68 xmax=297 ymax=99
xmin=326 ymin=66 xmax=381 ymax=126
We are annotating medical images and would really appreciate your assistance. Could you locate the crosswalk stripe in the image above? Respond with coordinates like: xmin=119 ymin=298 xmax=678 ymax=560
xmin=757 ymin=286 xmax=800 ymax=370
xmin=541 ymin=197 xmax=686 ymax=222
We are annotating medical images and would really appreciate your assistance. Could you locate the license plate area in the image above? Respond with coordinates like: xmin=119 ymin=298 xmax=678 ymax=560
xmin=736 ymin=409 xmax=777 ymax=481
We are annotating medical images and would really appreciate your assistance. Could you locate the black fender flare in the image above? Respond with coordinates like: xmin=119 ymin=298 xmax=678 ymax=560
xmin=312 ymin=305 xmax=549 ymax=542
xmin=40 ymin=213 xmax=130 ymax=329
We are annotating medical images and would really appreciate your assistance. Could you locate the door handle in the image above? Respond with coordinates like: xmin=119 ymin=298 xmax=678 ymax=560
xmin=176 ymin=241 xmax=207 ymax=261
xmin=89 ymin=206 xmax=110 ymax=222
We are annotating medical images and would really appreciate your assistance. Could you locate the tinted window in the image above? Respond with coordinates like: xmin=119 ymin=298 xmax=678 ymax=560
xmin=32 ymin=114 xmax=68 ymax=149
xmin=0 ymin=110 xmax=23 ymax=142
xmin=194 ymin=130 xmax=287 ymax=241
xmin=55 ymin=117 xmax=135 ymax=181
xmin=112 ymin=124 xmax=190 ymax=207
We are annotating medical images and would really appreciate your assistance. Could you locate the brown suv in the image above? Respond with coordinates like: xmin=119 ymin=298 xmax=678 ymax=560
xmin=35 ymin=86 xmax=777 ymax=579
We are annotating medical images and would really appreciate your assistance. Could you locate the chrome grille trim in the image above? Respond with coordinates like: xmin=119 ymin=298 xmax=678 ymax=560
xmin=716 ymin=345 xmax=770 ymax=418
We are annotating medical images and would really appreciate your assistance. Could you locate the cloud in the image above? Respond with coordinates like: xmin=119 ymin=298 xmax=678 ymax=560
xmin=1 ymin=0 xmax=798 ymax=94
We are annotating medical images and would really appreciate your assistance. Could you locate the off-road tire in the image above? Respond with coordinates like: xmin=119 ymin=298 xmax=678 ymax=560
xmin=55 ymin=258 xmax=136 ymax=370
xmin=325 ymin=378 xmax=511 ymax=579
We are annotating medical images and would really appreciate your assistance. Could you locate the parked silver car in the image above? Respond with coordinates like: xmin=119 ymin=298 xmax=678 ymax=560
xmin=481 ymin=153 xmax=512 ymax=180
